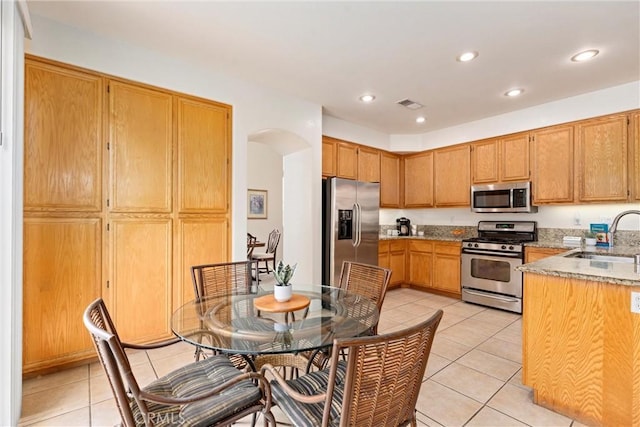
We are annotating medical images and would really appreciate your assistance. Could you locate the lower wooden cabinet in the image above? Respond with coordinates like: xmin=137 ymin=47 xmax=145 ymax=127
xmin=379 ymin=240 xmax=406 ymax=288
xmin=525 ymin=247 xmax=566 ymax=263
xmin=407 ymin=240 xmax=433 ymax=289
xmin=409 ymin=240 xmax=461 ymax=297
xmin=432 ymin=242 xmax=462 ymax=296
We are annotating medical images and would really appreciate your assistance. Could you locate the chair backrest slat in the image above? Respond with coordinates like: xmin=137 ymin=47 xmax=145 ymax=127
xmin=324 ymin=309 xmax=443 ymax=427
xmin=191 ymin=261 xmax=254 ymax=299
xmin=338 ymin=261 xmax=391 ymax=334
xmin=265 ymin=229 xmax=281 ymax=254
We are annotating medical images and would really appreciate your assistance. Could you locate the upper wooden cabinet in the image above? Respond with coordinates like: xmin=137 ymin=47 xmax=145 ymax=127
xmin=501 ymin=133 xmax=530 ymax=182
xmin=575 ymin=114 xmax=629 ymax=202
xmin=322 ymin=136 xmax=381 ymax=182
xmin=336 ymin=141 xmax=358 ymax=179
xmin=322 ymin=109 xmax=638 ymax=210
xmin=357 ymin=146 xmax=381 ymax=182
xmin=434 ymin=144 xmax=470 ymax=207
xmin=632 ymin=111 xmax=640 ymax=201
xmin=322 ymin=137 xmax=337 ymax=177
xmin=472 ymin=133 xmax=529 ymax=184
xmin=404 ymin=151 xmax=434 ymax=207
xmin=531 ymin=125 xmax=575 ymax=204
xmin=380 ymin=151 xmax=401 ymax=207
xmin=24 ymin=59 xmax=103 ymax=212
xmin=471 ymin=138 xmax=499 ymax=183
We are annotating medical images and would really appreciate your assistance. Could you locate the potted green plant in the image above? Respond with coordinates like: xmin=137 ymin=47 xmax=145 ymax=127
xmin=585 ymin=232 xmax=597 ymax=246
xmin=273 ymin=261 xmax=297 ymax=302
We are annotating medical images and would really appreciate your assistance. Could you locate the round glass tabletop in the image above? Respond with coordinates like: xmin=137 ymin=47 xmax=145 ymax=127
xmin=171 ymin=285 xmax=379 ymax=355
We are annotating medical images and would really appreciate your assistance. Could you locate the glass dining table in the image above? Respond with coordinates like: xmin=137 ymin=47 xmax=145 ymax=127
xmin=171 ymin=285 xmax=379 ymax=368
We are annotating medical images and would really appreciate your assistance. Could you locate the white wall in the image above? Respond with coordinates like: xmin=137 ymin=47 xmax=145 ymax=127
xmin=1 ymin=1 xmax=26 ymax=424
xmin=381 ymin=204 xmax=640 ymax=231
xmin=323 ymin=115 xmax=390 ymax=150
xmin=390 ymin=81 xmax=640 ymax=151
xmin=25 ymin=15 xmax=323 ymax=285
xmin=247 ymin=141 xmax=283 ymax=257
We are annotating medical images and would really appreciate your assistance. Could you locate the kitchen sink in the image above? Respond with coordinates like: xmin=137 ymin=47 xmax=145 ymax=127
xmin=564 ymin=252 xmax=637 ymax=264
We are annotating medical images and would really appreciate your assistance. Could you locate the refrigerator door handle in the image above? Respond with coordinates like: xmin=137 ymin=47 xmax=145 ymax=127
xmin=354 ymin=202 xmax=362 ymax=247
xmin=356 ymin=202 xmax=362 ymax=247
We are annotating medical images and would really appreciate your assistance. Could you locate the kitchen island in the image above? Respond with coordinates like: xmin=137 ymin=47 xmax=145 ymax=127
xmin=517 ymin=246 xmax=640 ymax=426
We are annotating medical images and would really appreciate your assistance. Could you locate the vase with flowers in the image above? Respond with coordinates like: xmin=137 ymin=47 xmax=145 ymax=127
xmin=272 ymin=261 xmax=297 ymax=302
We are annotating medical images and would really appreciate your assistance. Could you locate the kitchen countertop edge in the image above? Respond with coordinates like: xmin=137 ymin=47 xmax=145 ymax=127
xmin=379 ymin=235 xmax=465 ymax=242
xmin=517 ymin=246 xmax=640 ymax=286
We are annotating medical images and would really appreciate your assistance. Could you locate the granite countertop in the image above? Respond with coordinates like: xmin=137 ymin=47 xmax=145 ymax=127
xmin=524 ymin=240 xmax=578 ymax=249
xmin=517 ymin=245 xmax=640 ymax=286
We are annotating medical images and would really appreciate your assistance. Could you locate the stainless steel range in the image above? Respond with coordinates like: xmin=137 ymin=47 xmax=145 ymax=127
xmin=461 ymin=221 xmax=537 ymax=314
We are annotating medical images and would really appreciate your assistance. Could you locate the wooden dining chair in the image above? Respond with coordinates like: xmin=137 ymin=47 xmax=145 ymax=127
xmin=190 ymin=260 xmax=257 ymax=363
xmin=247 ymin=233 xmax=258 ymax=259
xmin=262 ymin=309 xmax=443 ymax=427
xmin=251 ymin=229 xmax=281 ymax=281
xmin=338 ymin=261 xmax=392 ymax=335
xmin=191 ymin=260 xmax=256 ymax=300
xmin=83 ymin=298 xmax=275 ymax=427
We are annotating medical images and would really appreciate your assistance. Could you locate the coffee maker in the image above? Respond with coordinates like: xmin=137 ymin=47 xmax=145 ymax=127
xmin=396 ymin=217 xmax=411 ymax=236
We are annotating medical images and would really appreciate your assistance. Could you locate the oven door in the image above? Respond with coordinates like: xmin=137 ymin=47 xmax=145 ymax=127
xmin=461 ymin=250 xmax=523 ymax=297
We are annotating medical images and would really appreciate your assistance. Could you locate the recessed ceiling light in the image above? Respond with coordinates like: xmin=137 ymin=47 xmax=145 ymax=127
xmin=457 ymin=51 xmax=478 ymax=62
xmin=504 ymin=88 xmax=524 ymax=97
xmin=359 ymin=94 xmax=375 ymax=103
xmin=416 ymin=116 xmax=426 ymax=124
xmin=571 ymin=49 xmax=599 ymax=62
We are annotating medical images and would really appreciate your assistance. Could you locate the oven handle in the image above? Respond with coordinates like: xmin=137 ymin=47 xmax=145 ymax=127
xmin=461 ymin=249 xmax=523 ymax=259
xmin=463 ymin=289 xmax=520 ymax=303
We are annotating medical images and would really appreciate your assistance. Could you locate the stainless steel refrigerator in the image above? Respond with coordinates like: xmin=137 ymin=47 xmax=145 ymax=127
xmin=322 ymin=177 xmax=380 ymax=286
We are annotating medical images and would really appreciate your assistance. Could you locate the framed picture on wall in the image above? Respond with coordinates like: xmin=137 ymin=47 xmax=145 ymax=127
xmin=247 ymin=189 xmax=268 ymax=219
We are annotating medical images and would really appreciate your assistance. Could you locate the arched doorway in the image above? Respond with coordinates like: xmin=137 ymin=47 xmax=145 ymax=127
xmin=247 ymin=129 xmax=315 ymax=289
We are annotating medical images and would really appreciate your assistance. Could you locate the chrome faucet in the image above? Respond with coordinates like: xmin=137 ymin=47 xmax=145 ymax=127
xmin=608 ymin=210 xmax=640 ymax=248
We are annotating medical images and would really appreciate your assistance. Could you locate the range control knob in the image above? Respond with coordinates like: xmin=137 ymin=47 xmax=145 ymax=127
xmin=509 ymin=246 xmax=514 ymax=250
xmin=474 ymin=243 xmax=479 ymax=248
xmin=501 ymin=245 xmax=507 ymax=250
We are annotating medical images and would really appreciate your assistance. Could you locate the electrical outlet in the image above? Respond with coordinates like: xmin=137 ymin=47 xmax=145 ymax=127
xmin=631 ymin=292 xmax=640 ymax=314
xmin=573 ymin=212 xmax=581 ymax=226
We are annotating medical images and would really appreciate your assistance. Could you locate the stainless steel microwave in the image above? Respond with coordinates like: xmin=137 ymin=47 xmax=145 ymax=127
xmin=471 ymin=182 xmax=537 ymax=213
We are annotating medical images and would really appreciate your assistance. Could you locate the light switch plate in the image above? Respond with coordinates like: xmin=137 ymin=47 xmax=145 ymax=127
xmin=631 ymin=292 xmax=640 ymax=314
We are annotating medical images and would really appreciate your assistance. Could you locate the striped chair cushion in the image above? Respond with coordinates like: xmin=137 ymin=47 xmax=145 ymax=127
xmin=270 ymin=361 xmax=348 ymax=427
xmin=130 ymin=355 xmax=261 ymax=426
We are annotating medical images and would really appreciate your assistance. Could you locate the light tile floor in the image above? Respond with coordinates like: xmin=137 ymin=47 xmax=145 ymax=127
xmin=20 ymin=287 xmax=588 ymax=426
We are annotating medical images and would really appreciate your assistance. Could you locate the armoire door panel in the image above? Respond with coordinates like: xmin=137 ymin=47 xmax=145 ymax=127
xmin=176 ymin=217 xmax=230 ymax=307
xmin=109 ymin=81 xmax=173 ymax=212
xmin=177 ymin=97 xmax=231 ymax=213
xmin=110 ymin=218 xmax=172 ymax=343
xmin=23 ymin=218 xmax=102 ymax=371
xmin=24 ymin=59 xmax=103 ymax=212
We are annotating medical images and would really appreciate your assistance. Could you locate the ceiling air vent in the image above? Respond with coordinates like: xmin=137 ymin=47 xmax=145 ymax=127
xmin=396 ymin=99 xmax=424 ymax=110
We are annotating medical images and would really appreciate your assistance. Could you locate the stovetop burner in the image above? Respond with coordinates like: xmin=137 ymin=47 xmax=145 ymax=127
xmin=462 ymin=220 xmax=537 ymax=254
xmin=463 ymin=237 xmax=528 ymax=245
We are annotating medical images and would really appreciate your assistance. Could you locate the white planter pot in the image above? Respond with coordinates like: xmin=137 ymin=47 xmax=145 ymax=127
xmin=273 ymin=285 xmax=292 ymax=302
xmin=585 ymin=238 xmax=597 ymax=246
